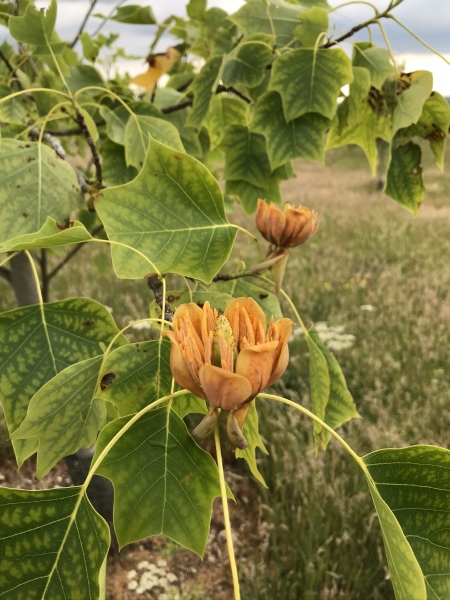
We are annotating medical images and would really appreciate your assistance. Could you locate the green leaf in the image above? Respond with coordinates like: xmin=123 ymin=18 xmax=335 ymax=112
xmin=326 ymin=99 xmax=391 ymax=174
xmin=96 ymin=4 xmax=156 ymax=24
xmin=352 ymin=42 xmax=394 ymax=90
xmin=293 ymin=6 xmax=328 ymax=47
xmin=166 ymin=290 xmax=233 ymax=312
xmin=65 ymin=64 xmax=107 ymax=95
xmin=100 ymin=102 xmax=163 ymax=146
xmin=222 ymin=38 xmax=273 ymax=89
xmin=392 ymin=71 xmax=433 ymax=136
xmin=401 ymin=91 xmax=450 ymax=170
xmin=172 ymin=389 xmax=207 ymax=418
xmin=0 ymin=84 xmax=34 ymax=125
xmin=9 ymin=0 xmax=56 ymax=45
xmin=98 ymin=339 xmax=172 ymax=417
xmin=203 ymin=95 xmax=249 ymax=149
xmin=347 ymin=66 xmax=371 ymax=126
xmin=80 ymin=107 xmax=99 ymax=142
xmin=309 ymin=329 xmax=360 ymax=451
xmin=0 ymin=218 xmax=91 ymax=252
xmin=305 ymin=330 xmax=330 ymax=449
xmin=384 ymin=141 xmax=424 ymax=215
xmin=253 ymin=91 xmax=329 ymax=169
xmin=229 ymin=0 xmax=304 ymax=47
xmin=0 ymin=298 xmax=126 ymax=464
xmin=270 ymin=47 xmax=353 ymax=121
xmin=363 ymin=445 xmax=450 ymax=599
xmin=124 ymin=115 xmax=184 ymax=170
xmin=93 ymin=405 xmax=224 ymax=555
xmin=12 ymin=356 xmax=107 ymax=479
xmin=221 ymin=125 xmax=272 ymax=188
xmin=79 ymin=31 xmax=99 ymax=62
xmin=235 ymin=400 xmax=268 ymax=487
xmin=0 ymin=485 xmax=109 ymax=600
xmin=0 ymin=139 xmax=82 ymax=246
xmin=165 ymin=107 xmax=203 ymax=158
xmin=186 ymin=55 xmax=223 ymax=128
xmin=187 ymin=0 xmax=207 ymax=20
xmin=101 ymin=138 xmax=138 ymax=186
xmin=95 ymin=138 xmax=237 ymax=282
xmin=225 ymin=176 xmax=282 ymax=214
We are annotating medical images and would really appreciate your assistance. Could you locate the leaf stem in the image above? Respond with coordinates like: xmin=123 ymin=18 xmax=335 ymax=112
xmin=87 ymin=238 xmax=161 ymax=277
xmin=258 ymin=393 xmax=367 ymax=471
xmin=387 ymin=14 xmax=450 ymax=66
xmin=376 ymin=19 xmax=399 ymax=77
xmin=328 ymin=1 xmax=379 ymax=15
xmin=214 ymin=422 xmax=241 ymax=600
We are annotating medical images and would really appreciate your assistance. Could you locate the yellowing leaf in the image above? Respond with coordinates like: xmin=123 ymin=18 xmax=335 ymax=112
xmin=130 ymin=47 xmax=181 ymax=92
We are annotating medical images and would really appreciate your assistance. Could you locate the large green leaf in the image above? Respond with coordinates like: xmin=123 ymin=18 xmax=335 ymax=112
xmin=212 ymin=279 xmax=283 ymax=322
xmin=105 ymin=4 xmax=156 ymax=24
xmin=100 ymin=102 xmax=163 ymax=146
xmin=165 ymin=108 xmax=203 ymax=158
xmin=101 ymin=139 xmax=138 ymax=186
xmin=9 ymin=0 xmax=56 ymax=45
xmin=392 ymin=71 xmax=433 ymax=136
xmin=235 ymin=400 xmax=268 ymax=487
xmin=203 ymin=95 xmax=249 ymax=149
xmin=222 ymin=37 xmax=274 ymax=89
xmin=309 ymin=329 xmax=360 ymax=451
xmin=0 ymin=218 xmax=91 ymax=252
xmin=400 ymin=91 xmax=450 ymax=170
xmin=364 ymin=445 xmax=450 ymax=599
xmin=384 ymin=141 xmax=424 ymax=215
xmin=221 ymin=125 xmax=272 ymax=188
xmin=305 ymin=330 xmax=330 ymax=448
xmin=326 ymin=99 xmax=392 ymax=174
xmin=270 ymin=47 xmax=353 ymax=121
xmin=352 ymin=42 xmax=394 ymax=90
xmin=225 ymin=176 xmax=282 ymax=214
xmin=229 ymin=0 xmax=304 ymax=47
xmin=0 ymin=298 xmax=126 ymax=465
xmin=65 ymin=64 xmax=107 ymax=94
xmin=0 ymin=139 xmax=82 ymax=245
xmin=253 ymin=91 xmax=329 ymax=169
xmin=124 ymin=115 xmax=184 ymax=169
xmin=0 ymin=84 xmax=35 ymax=125
xmin=93 ymin=405 xmax=225 ymax=555
xmin=293 ymin=6 xmax=329 ymax=47
xmin=186 ymin=55 xmax=223 ymax=128
xmin=12 ymin=356 xmax=106 ymax=479
xmin=0 ymin=486 xmax=109 ymax=600
xmin=98 ymin=339 xmax=172 ymax=417
xmin=96 ymin=138 xmax=237 ymax=282
xmin=347 ymin=66 xmax=371 ymax=126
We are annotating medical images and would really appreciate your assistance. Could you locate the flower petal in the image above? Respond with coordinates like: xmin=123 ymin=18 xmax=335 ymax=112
xmin=267 ymin=342 xmax=289 ymax=387
xmin=199 ymin=364 xmax=253 ymax=410
xmin=164 ymin=331 xmax=207 ymax=400
xmin=225 ymin=297 xmax=267 ymax=339
xmin=172 ymin=302 xmax=203 ymax=336
xmin=235 ymin=340 xmax=279 ymax=397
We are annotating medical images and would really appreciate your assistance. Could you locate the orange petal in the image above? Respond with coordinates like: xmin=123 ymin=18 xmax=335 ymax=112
xmin=172 ymin=302 xmax=203 ymax=336
xmin=265 ymin=204 xmax=286 ymax=246
xmin=164 ymin=331 xmax=207 ymax=400
xmin=235 ymin=341 xmax=278 ymax=397
xmin=199 ymin=364 xmax=253 ymax=410
xmin=233 ymin=402 xmax=251 ymax=431
xmin=225 ymin=297 xmax=267 ymax=336
xmin=266 ymin=342 xmax=289 ymax=387
xmin=256 ymin=199 xmax=270 ymax=241
xmin=130 ymin=67 xmax=162 ymax=93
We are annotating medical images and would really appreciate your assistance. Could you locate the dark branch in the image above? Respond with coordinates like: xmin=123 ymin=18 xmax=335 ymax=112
xmin=216 ymin=85 xmax=251 ymax=104
xmin=161 ymin=99 xmax=193 ymax=114
xmin=70 ymin=0 xmax=100 ymax=49
xmin=176 ymin=78 xmax=194 ymax=93
xmin=147 ymin=275 xmax=174 ymax=322
xmin=48 ymin=224 xmax=104 ymax=281
xmin=0 ymin=50 xmax=24 ymax=90
xmin=212 ymin=270 xmax=255 ymax=282
xmin=41 ymin=249 xmax=49 ymax=302
xmin=48 ymin=120 xmax=105 ymax=137
xmin=0 ymin=266 xmax=11 ymax=283
xmin=75 ymin=110 xmax=102 ymax=187
xmin=161 ymin=84 xmax=252 ymax=116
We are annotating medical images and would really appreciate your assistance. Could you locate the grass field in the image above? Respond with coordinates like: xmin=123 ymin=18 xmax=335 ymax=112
xmin=0 ymin=140 xmax=449 ymax=599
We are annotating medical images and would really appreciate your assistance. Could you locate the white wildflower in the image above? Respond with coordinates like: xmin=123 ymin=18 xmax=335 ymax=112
xmin=127 ymin=570 xmax=137 ymax=580
xmin=360 ymin=304 xmax=375 ymax=312
xmin=127 ymin=580 xmax=138 ymax=590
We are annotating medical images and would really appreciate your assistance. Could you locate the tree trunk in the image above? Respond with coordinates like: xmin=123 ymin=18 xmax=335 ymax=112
xmin=7 ymin=252 xmax=114 ymax=522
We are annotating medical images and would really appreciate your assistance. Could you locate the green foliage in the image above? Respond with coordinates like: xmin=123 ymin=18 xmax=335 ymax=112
xmin=0 ymin=218 xmax=91 ymax=252
xmin=96 ymin=138 xmax=237 ymax=281
xmin=9 ymin=0 xmax=56 ymax=45
xmin=384 ymin=142 xmax=424 ymax=215
xmin=93 ymin=405 xmax=225 ymax=555
xmin=0 ymin=139 xmax=82 ymax=245
xmin=124 ymin=115 xmax=184 ymax=169
xmin=222 ymin=35 xmax=274 ymax=89
xmin=352 ymin=42 xmax=395 ymax=90
xmin=97 ymin=4 xmax=156 ymax=25
xmin=294 ymin=7 xmax=329 ymax=47
xmin=235 ymin=400 xmax=268 ymax=487
xmin=0 ymin=486 xmax=109 ymax=600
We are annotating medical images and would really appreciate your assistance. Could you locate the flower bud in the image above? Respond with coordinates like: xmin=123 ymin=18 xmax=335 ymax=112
xmin=256 ymin=199 xmax=318 ymax=249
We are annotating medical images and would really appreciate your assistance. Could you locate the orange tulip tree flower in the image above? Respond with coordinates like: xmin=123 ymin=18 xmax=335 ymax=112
xmin=130 ymin=47 xmax=180 ymax=93
xmin=164 ymin=298 xmax=292 ymax=449
xmin=253 ymin=199 xmax=319 ymax=293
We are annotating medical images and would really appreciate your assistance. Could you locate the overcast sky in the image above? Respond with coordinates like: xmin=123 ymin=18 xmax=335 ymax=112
xmin=28 ymin=1 xmax=450 ymax=95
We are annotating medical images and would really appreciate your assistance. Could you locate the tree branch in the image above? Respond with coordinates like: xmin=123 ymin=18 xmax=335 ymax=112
xmin=47 ymin=120 xmax=105 ymax=137
xmin=147 ymin=275 xmax=174 ymax=322
xmin=161 ymin=84 xmax=252 ymax=116
xmin=71 ymin=0 xmax=100 ymax=49
xmin=75 ymin=110 xmax=102 ymax=187
xmin=216 ymin=84 xmax=251 ymax=104
xmin=91 ymin=0 xmax=127 ymax=38
xmin=161 ymin=99 xmax=193 ymax=114
xmin=47 ymin=224 xmax=104 ymax=281
xmin=0 ymin=266 xmax=11 ymax=283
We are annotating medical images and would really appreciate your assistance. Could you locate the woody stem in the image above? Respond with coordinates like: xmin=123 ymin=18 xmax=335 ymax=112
xmin=214 ymin=422 xmax=241 ymax=600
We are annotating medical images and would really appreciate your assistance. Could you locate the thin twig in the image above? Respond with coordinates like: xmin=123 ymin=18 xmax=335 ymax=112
xmin=71 ymin=0 xmax=99 ymax=48
xmin=216 ymin=84 xmax=251 ymax=104
xmin=41 ymin=249 xmax=49 ymax=302
xmin=147 ymin=275 xmax=174 ymax=322
xmin=75 ymin=110 xmax=102 ymax=187
xmin=47 ymin=224 xmax=104 ymax=281
xmin=91 ymin=0 xmax=127 ymax=38
xmin=176 ymin=78 xmax=194 ymax=93
xmin=161 ymin=99 xmax=193 ymax=114
xmin=161 ymin=84 xmax=252 ymax=116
